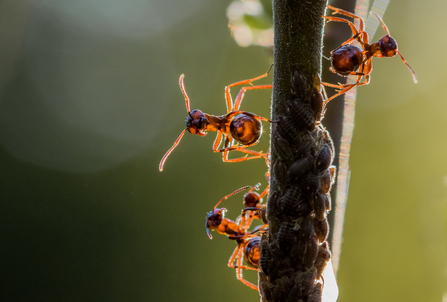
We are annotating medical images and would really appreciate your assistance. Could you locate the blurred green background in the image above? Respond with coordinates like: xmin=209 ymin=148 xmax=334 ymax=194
xmin=0 ymin=0 xmax=445 ymax=301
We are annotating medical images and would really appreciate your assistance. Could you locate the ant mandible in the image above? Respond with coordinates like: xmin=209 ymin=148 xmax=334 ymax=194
xmin=322 ymin=5 xmax=418 ymax=106
xmin=205 ymin=186 xmax=268 ymax=290
xmin=159 ymin=67 xmax=273 ymax=171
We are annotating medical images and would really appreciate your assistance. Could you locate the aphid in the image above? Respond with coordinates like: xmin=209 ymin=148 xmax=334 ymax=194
xmin=290 ymin=70 xmax=308 ymax=99
xmin=259 ymin=235 xmax=272 ymax=275
xmin=205 ymin=188 xmax=268 ymax=290
xmin=288 ymin=101 xmax=316 ymax=131
xmin=320 ymin=170 xmax=332 ymax=194
xmin=312 ymin=192 xmax=327 ymax=221
xmin=273 ymin=159 xmax=289 ymax=190
xmin=289 ymin=156 xmax=312 ymax=181
xmin=310 ymin=86 xmax=324 ymax=123
xmin=273 ymin=134 xmax=295 ymax=163
xmin=315 ymin=143 xmax=333 ymax=173
xmin=276 ymin=116 xmax=301 ymax=144
xmin=322 ymin=5 xmax=418 ymax=105
xmin=314 ymin=218 xmax=329 ymax=243
xmin=159 ymin=68 xmax=273 ymax=171
xmin=277 ymin=219 xmax=295 ymax=250
xmin=303 ymin=235 xmax=318 ymax=268
xmin=280 ymin=185 xmax=301 ymax=213
xmin=315 ymin=242 xmax=331 ymax=280
xmin=308 ymin=282 xmax=323 ymax=302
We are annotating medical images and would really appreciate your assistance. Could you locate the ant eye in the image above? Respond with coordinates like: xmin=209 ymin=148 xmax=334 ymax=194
xmin=378 ymin=35 xmax=398 ymax=57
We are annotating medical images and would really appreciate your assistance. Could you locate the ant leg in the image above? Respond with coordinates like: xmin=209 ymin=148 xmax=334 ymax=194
xmin=323 ymin=16 xmax=367 ymax=48
xmin=222 ymin=148 xmax=266 ymax=163
xmin=327 ymin=5 xmax=365 ymax=32
xmin=323 ymin=16 xmax=359 ymax=37
xmin=225 ymin=66 xmax=273 ymax=113
xmin=236 ymin=249 xmax=259 ymax=290
xmin=233 ymin=84 xmax=273 ymax=111
xmin=212 ymin=132 xmax=223 ymax=152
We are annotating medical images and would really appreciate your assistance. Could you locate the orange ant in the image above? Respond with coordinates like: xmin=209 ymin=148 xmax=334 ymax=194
xmin=205 ymin=186 xmax=268 ymax=290
xmin=159 ymin=68 xmax=273 ymax=171
xmin=238 ymin=183 xmax=269 ymax=227
xmin=322 ymin=5 xmax=417 ymax=106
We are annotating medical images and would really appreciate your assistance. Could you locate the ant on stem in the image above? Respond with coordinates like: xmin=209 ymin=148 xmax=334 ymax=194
xmin=322 ymin=5 xmax=417 ymax=106
xmin=205 ymin=186 xmax=268 ymax=290
xmin=159 ymin=67 xmax=273 ymax=171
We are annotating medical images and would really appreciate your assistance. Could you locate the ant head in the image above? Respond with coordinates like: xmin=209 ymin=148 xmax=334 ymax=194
xmin=377 ymin=35 xmax=398 ymax=58
xmin=205 ymin=208 xmax=226 ymax=239
xmin=186 ymin=109 xmax=209 ymax=136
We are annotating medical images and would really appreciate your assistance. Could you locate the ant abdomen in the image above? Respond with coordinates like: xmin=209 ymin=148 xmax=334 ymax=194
xmin=230 ymin=113 xmax=262 ymax=145
xmin=244 ymin=237 xmax=261 ymax=268
xmin=331 ymin=44 xmax=363 ymax=75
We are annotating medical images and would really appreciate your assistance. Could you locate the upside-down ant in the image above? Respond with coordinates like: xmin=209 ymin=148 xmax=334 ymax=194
xmin=159 ymin=68 xmax=273 ymax=171
xmin=322 ymin=5 xmax=417 ymax=105
xmin=205 ymin=186 xmax=268 ymax=290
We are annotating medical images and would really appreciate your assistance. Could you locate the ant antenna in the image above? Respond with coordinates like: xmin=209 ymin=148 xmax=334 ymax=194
xmin=159 ymin=129 xmax=188 ymax=171
xmin=322 ymin=54 xmax=330 ymax=61
xmin=371 ymin=12 xmax=390 ymax=36
xmin=214 ymin=186 xmax=251 ymax=209
xmin=397 ymin=52 xmax=418 ymax=84
xmin=179 ymin=74 xmax=191 ymax=112
xmin=372 ymin=12 xmax=418 ymax=84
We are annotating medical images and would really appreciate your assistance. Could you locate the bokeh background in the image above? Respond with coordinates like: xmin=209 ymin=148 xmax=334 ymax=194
xmin=0 ymin=0 xmax=446 ymax=301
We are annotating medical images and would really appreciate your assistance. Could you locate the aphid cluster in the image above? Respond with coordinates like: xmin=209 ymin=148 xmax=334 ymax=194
xmin=259 ymin=71 xmax=335 ymax=302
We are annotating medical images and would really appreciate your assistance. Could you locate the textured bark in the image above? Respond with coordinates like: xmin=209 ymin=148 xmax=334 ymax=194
xmin=259 ymin=1 xmax=333 ymax=301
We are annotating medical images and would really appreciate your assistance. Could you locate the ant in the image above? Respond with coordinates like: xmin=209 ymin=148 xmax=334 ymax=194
xmin=159 ymin=67 xmax=273 ymax=171
xmin=322 ymin=5 xmax=418 ymax=106
xmin=205 ymin=186 xmax=268 ymax=290
xmin=236 ymin=182 xmax=269 ymax=228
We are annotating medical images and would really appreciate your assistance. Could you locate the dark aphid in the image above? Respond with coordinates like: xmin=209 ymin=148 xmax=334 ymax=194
xmin=273 ymin=159 xmax=289 ymax=190
xmin=289 ymin=156 xmax=312 ymax=181
xmin=323 ymin=130 xmax=335 ymax=161
xmin=260 ymin=281 xmax=273 ymax=301
xmin=281 ymin=185 xmax=301 ymax=213
xmin=299 ymin=217 xmax=315 ymax=240
xmin=295 ymin=199 xmax=313 ymax=217
xmin=273 ymin=134 xmax=295 ymax=163
xmin=315 ymin=143 xmax=333 ymax=173
xmin=277 ymin=219 xmax=295 ymax=250
xmin=303 ymin=174 xmax=321 ymax=197
xmin=290 ymin=70 xmax=308 ymax=99
xmin=310 ymin=87 xmax=324 ymax=123
xmin=288 ymin=101 xmax=316 ymax=131
xmin=313 ymin=192 xmax=327 ymax=221
xmin=320 ymin=170 xmax=332 ymax=194
xmin=266 ymin=189 xmax=280 ymax=222
xmin=259 ymin=235 xmax=272 ymax=275
xmin=314 ymin=218 xmax=329 ymax=243
xmin=286 ymin=283 xmax=304 ymax=302
xmin=308 ymin=282 xmax=323 ymax=302
xmin=315 ymin=241 xmax=331 ymax=280
xmin=303 ymin=235 xmax=319 ymax=269
xmin=276 ymin=116 xmax=301 ymax=144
